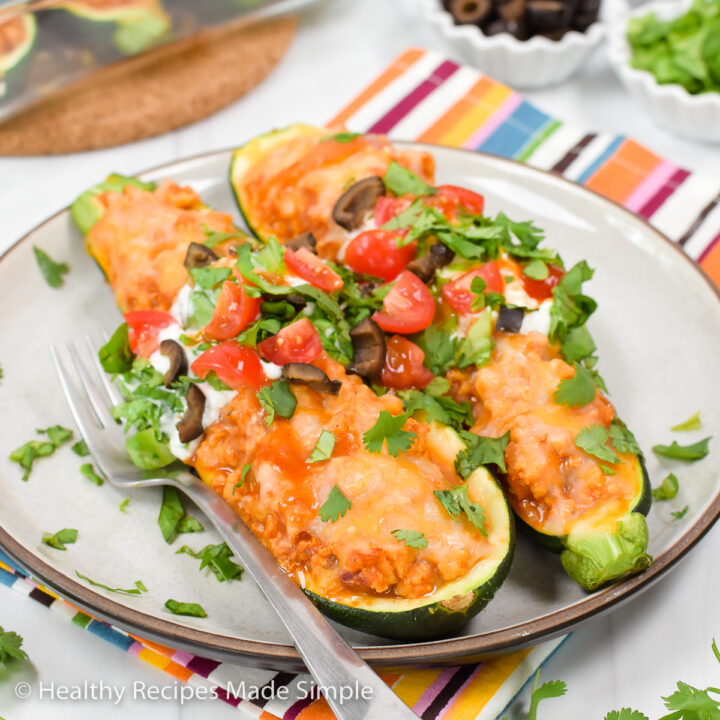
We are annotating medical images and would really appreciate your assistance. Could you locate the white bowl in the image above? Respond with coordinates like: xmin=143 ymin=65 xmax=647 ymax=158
xmin=421 ymin=0 xmax=605 ymax=89
xmin=606 ymin=0 xmax=720 ymax=143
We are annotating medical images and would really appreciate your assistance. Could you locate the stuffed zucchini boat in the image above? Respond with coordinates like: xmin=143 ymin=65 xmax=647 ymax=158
xmin=0 ymin=13 xmax=36 ymax=102
xmin=230 ymin=128 xmax=653 ymax=591
xmin=72 ymin=177 xmax=515 ymax=640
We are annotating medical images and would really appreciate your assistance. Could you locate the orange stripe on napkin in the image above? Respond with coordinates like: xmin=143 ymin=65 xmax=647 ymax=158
xmin=440 ymin=83 xmax=513 ymax=148
xmin=585 ymin=140 xmax=663 ymax=204
xmin=700 ymin=236 xmax=720 ymax=287
xmin=392 ymin=668 xmax=446 ymax=707
xmin=328 ymin=48 xmax=426 ymax=127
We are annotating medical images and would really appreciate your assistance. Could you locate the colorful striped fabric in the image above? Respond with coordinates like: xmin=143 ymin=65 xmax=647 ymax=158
xmin=329 ymin=48 xmax=720 ymax=284
xmin=0 ymin=550 xmax=565 ymax=719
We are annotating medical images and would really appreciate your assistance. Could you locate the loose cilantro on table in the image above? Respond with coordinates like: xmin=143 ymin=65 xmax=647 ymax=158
xmin=363 ymin=411 xmax=417 ymax=456
xmin=80 ymin=463 xmax=104 ymax=486
xmin=0 ymin=626 xmax=29 ymax=669
xmin=176 ymin=543 xmax=243 ymax=583
xmin=319 ymin=484 xmax=351 ymax=523
xmin=553 ymin=362 xmax=597 ymax=408
xmin=75 ymin=572 xmax=147 ymax=595
xmin=652 ymin=437 xmax=711 ymax=461
xmin=33 ymin=246 xmax=69 ymax=288
xmin=158 ymin=487 xmax=204 ymax=544
xmin=434 ymin=485 xmax=487 ymax=535
xmin=671 ymin=411 xmax=703 ymax=432
xmin=384 ymin=162 xmax=436 ymax=197
xmin=652 ymin=473 xmax=679 ymax=501
xmin=71 ymin=439 xmax=89 ymax=457
xmin=42 ymin=528 xmax=78 ymax=551
xmin=257 ymin=380 xmax=297 ymax=426
xmin=604 ymin=710 xmax=649 ymax=720
xmin=575 ymin=425 xmax=621 ymax=464
xmin=307 ymin=430 xmax=336 ymax=463
xmin=454 ymin=432 xmax=509 ymax=479
xmin=671 ymin=505 xmax=690 ymax=520
xmin=10 ymin=425 xmax=74 ymax=481
xmin=119 ymin=498 xmax=131 ymax=513
xmin=391 ymin=529 xmax=428 ymax=549
xmin=164 ymin=599 xmax=207 ymax=618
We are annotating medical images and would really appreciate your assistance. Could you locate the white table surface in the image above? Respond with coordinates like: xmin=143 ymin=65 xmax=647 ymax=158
xmin=1 ymin=1 xmax=719 ymax=718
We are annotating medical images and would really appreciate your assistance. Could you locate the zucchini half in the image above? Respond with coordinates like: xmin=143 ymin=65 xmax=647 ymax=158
xmin=229 ymin=123 xmax=327 ymax=240
xmin=49 ymin=0 xmax=170 ymax=57
xmin=0 ymin=14 xmax=37 ymax=101
xmin=519 ymin=454 xmax=652 ymax=592
xmin=304 ymin=426 xmax=515 ymax=640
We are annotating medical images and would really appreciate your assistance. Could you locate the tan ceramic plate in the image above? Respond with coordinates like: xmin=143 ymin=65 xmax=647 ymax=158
xmin=1 ymin=145 xmax=719 ymax=671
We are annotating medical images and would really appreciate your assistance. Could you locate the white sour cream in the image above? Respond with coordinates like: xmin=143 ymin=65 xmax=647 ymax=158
xmin=519 ymin=299 xmax=553 ymax=336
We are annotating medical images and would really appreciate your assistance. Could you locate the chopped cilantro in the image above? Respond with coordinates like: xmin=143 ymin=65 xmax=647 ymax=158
xmin=257 ymin=380 xmax=297 ymax=426
xmin=575 ymin=425 xmax=620 ymax=464
xmin=560 ymin=325 xmax=597 ymax=363
xmin=527 ymin=670 xmax=567 ymax=720
xmin=119 ymin=498 xmax=131 ymax=513
xmin=254 ymin=237 xmax=286 ymax=275
xmin=233 ymin=464 xmax=252 ymax=494
xmin=456 ymin=310 xmax=493 ymax=369
xmin=319 ymin=484 xmax=351 ymax=523
xmin=383 ymin=161 xmax=436 ymax=197
xmin=399 ymin=389 xmax=473 ymax=431
xmin=307 ymin=430 xmax=336 ymax=463
xmin=609 ymin=420 xmax=642 ymax=456
xmin=549 ymin=260 xmax=597 ymax=344
xmin=455 ymin=432 xmax=509 ymax=478
xmin=164 ymin=599 xmax=207 ymax=618
xmin=652 ymin=473 xmax=679 ymax=501
xmin=189 ymin=266 xmax=231 ymax=290
xmin=158 ymin=487 xmax=203 ymax=544
xmin=188 ymin=290 xmax=216 ymax=328
xmin=40 ymin=425 xmax=74 ymax=447
xmin=9 ymin=426 xmax=73 ymax=482
xmin=553 ymin=363 xmax=597 ymax=408
xmin=523 ymin=259 xmax=549 ymax=280
xmin=80 ymin=463 xmax=104 ymax=486
xmin=176 ymin=543 xmax=243 ymax=582
xmin=201 ymin=225 xmax=247 ymax=249
xmin=205 ymin=371 xmax=233 ymax=392
xmin=75 ymin=572 xmax=147 ymax=595
xmin=33 ymin=246 xmax=69 ymax=288
xmin=391 ymin=529 xmax=428 ymax=549
xmin=434 ymin=485 xmax=487 ymax=535
xmin=671 ymin=505 xmax=689 ymax=520
xmin=42 ymin=528 xmax=78 ymax=551
xmin=363 ymin=411 xmax=417 ymax=456
xmin=415 ymin=324 xmax=458 ymax=375
xmin=0 ymin=626 xmax=29 ymax=667
xmin=652 ymin=437 xmax=711 ymax=461
xmin=671 ymin=411 xmax=702 ymax=432
xmin=71 ymin=439 xmax=90 ymax=457
xmin=99 ymin=323 xmax=134 ymax=373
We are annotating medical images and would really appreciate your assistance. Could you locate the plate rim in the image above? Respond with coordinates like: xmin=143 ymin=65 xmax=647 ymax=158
xmin=2 ymin=142 xmax=719 ymax=667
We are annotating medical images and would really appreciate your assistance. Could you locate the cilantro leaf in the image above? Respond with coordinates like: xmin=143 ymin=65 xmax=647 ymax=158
xmin=434 ymin=485 xmax=487 ymax=535
xmin=553 ymin=363 xmax=597 ymax=408
xmin=391 ymin=529 xmax=428 ymax=549
xmin=176 ymin=542 xmax=243 ymax=582
xmin=257 ymin=380 xmax=297 ymax=426
xmin=42 ymin=528 xmax=78 ymax=551
xmin=189 ymin=266 xmax=231 ymax=290
xmin=523 ymin=259 xmax=549 ymax=280
xmin=307 ymin=430 xmax=336 ymax=463
xmin=254 ymin=237 xmax=286 ymax=275
xmin=383 ymin=162 xmax=436 ymax=197
xmin=652 ymin=437 xmax=711 ymax=461
xmin=549 ymin=260 xmax=597 ymax=344
xmin=575 ymin=425 xmax=620 ymax=464
xmin=75 ymin=572 xmax=147 ymax=595
xmin=0 ymin=627 xmax=29 ymax=666
xmin=671 ymin=505 xmax=690 ymax=520
xmin=415 ymin=324 xmax=458 ymax=375
xmin=233 ymin=464 xmax=252 ymax=494
xmin=125 ymin=428 xmax=176 ymax=470
xmin=319 ymin=484 xmax=351 ymax=523
xmin=671 ymin=411 xmax=703 ymax=432
xmin=455 ymin=432 xmax=509 ymax=478
xmin=33 ymin=246 xmax=69 ymax=288
xmin=119 ymin=498 xmax=131 ymax=513
xmin=660 ymin=680 xmax=720 ymax=718
xmin=456 ymin=310 xmax=494 ymax=369
xmin=39 ymin=425 xmax=74 ymax=447
xmin=604 ymin=710 xmax=650 ymax=720
xmin=527 ymin=670 xmax=567 ymax=720
xmin=201 ymin=225 xmax=248 ymax=249
xmin=71 ymin=439 xmax=90 ymax=457
xmin=188 ymin=290 xmax=215 ymax=328
xmin=80 ymin=463 xmax=104 ymax=486
xmin=10 ymin=439 xmax=56 ymax=481
xmin=164 ymin=599 xmax=207 ymax=618
xmin=99 ymin=323 xmax=134 ymax=373
xmin=652 ymin=473 xmax=679 ymax=501
xmin=363 ymin=411 xmax=417 ymax=456
xmin=609 ymin=420 xmax=643 ymax=456
xmin=399 ymin=389 xmax=473 ymax=431
xmin=561 ymin=325 xmax=597 ymax=363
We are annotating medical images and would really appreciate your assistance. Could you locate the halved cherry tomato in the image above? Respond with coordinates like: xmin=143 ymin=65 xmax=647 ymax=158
xmin=257 ymin=318 xmax=322 ymax=365
xmin=203 ymin=281 xmax=260 ymax=341
xmin=381 ymin=335 xmax=434 ymax=390
xmin=124 ymin=310 xmax=176 ymax=357
xmin=373 ymin=195 xmax=414 ymax=227
xmin=372 ymin=271 xmax=435 ymax=334
xmin=442 ymin=262 xmax=503 ymax=314
xmin=431 ymin=185 xmax=485 ymax=218
xmin=520 ymin=264 xmax=565 ymax=302
xmin=284 ymin=247 xmax=343 ymax=293
xmin=345 ymin=230 xmax=417 ymax=282
xmin=191 ymin=341 xmax=265 ymax=390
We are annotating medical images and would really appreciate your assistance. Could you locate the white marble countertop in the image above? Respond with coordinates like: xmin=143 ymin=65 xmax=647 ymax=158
xmin=1 ymin=0 xmax=719 ymax=718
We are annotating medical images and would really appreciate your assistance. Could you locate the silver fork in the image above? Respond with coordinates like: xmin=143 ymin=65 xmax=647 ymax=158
xmin=51 ymin=338 xmax=418 ymax=720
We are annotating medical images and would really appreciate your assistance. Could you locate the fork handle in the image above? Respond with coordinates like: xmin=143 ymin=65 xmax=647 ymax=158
xmin=176 ymin=477 xmax=418 ymax=720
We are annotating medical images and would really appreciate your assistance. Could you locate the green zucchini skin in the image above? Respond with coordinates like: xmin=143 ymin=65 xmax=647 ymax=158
xmin=0 ymin=14 xmax=37 ymax=102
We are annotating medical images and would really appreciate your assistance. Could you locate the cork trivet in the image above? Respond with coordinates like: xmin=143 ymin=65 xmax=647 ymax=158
xmin=0 ymin=15 xmax=296 ymax=155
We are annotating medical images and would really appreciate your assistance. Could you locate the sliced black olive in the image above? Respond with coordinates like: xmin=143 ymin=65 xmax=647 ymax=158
xmin=347 ymin=318 xmax=386 ymax=381
xmin=449 ymin=0 xmax=493 ymax=24
xmin=526 ymin=0 xmax=571 ymax=32
xmin=407 ymin=243 xmax=455 ymax=283
xmin=285 ymin=231 xmax=317 ymax=254
xmin=184 ymin=242 xmax=218 ymax=270
xmin=285 ymin=293 xmax=307 ymax=310
xmin=496 ymin=306 xmax=525 ymax=333
xmin=176 ymin=384 xmax=205 ymax=443
xmin=498 ymin=0 xmax=526 ymax=23
xmin=282 ymin=363 xmax=341 ymax=395
xmin=159 ymin=339 xmax=188 ymax=387
xmin=332 ymin=177 xmax=386 ymax=231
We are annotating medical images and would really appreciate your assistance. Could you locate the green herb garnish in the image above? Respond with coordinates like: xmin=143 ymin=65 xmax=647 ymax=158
xmin=391 ymin=529 xmax=428 ymax=549
xmin=455 ymin=432 xmax=509 ymax=479
xmin=33 ymin=246 xmax=69 ymax=288
xmin=575 ymin=425 xmax=620 ymax=464
xmin=319 ymin=485 xmax=351 ymax=523
xmin=164 ymin=599 xmax=207 ymax=618
xmin=434 ymin=485 xmax=487 ymax=535
xmin=553 ymin=362 xmax=597 ymax=408
xmin=257 ymin=380 xmax=297 ymax=426
xmin=671 ymin=411 xmax=702 ymax=432
xmin=75 ymin=572 xmax=147 ymax=595
xmin=652 ymin=473 xmax=679 ymax=501
xmin=307 ymin=430 xmax=336 ymax=463
xmin=176 ymin=543 xmax=243 ymax=583
xmin=383 ymin=162 xmax=436 ymax=197
xmin=363 ymin=411 xmax=416 ymax=457
xmin=42 ymin=528 xmax=78 ymax=551
xmin=652 ymin=437 xmax=711 ymax=461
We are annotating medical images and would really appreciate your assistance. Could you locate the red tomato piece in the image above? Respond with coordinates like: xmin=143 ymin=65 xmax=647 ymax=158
xmin=373 ymin=195 xmax=414 ymax=227
xmin=442 ymin=262 xmax=503 ymax=314
xmin=381 ymin=335 xmax=434 ymax=390
xmin=372 ymin=271 xmax=435 ymax=334
xmin=203 ymin=281 xmax=260 ymax=341
xmin=284 ymin=247 xmax=343 ymax=293
xmin=257 ymin=318 xmax=323 ymax=365
xmin=124 ymin=310 xmax=176 ymax=357
xmin=521 ymin=264 xmax=565 ymax=302
xmin=344 ymin=229 xmax=417 ymax=282
xmin=191 ymin=342 xmax=265 ymax=390
xmin=433 ymin=185 xmax=485 ymax=217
